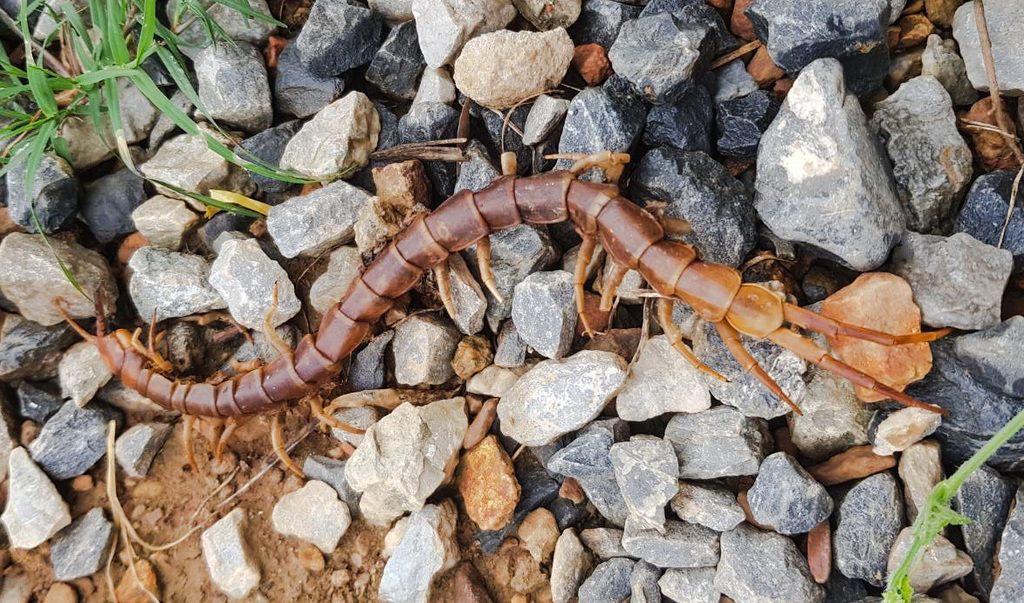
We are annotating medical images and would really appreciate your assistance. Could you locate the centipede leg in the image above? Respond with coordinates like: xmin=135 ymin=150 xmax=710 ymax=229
xmin=660 ymin=216 xmax=692 ymax=238
xmin=434 ymin=260 xmax=457 ymax=319
xmin=656 ymin=299 xmax=726 ymax=381
xmin=271 ymin=412 xmax=304 ymax=478
xmin=263 ymin=283 xmax=293 ymax=357
xmin=54 ymin=298 xmax=97 ymax=343
xmin=182 ymin=415 xmax=198 ymax=471
xmin=600 ymin=262 xmax=629 ymax=312
xmin=767 ymin=327 xmax=949 ymax=415
xmin=475 ymin=236 xmax=505 ymax=303
xmin=214 ymin=417 xmax=238 ymax=462
xmin=782 ymin=304 xmax=953 ymax=346
xmin=546 ymin=151 xmax=631 ymax=183
xmin=575 ymin=236 xmax=598 ymax=338
xmin=715 ymin=320 xmax=802 ymax=415
xmin=308 ymin=395 xmax=366 ymax=436
xmin=500 ymin=151 xmax=517 ymax=176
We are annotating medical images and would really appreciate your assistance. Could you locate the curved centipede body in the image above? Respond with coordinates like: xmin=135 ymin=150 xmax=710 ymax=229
xmin=86 ymin=158 xmax=951 ymax=429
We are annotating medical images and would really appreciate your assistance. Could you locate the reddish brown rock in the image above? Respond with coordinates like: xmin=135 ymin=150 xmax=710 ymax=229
xmin=807 ymin=520 xmax=831 ymax=584
xmin=821 ymin=272 xmax=933 ymax=403
xmin=896 ymin=14 xmax=934 ymax=50
xmin=572 ymin=44 xmax=612 ymax=86
xmin=964 ymin=98 xmax=1023 ymax=172
xmin=806 ymin=445 xmax=897 ymax=486
xmin=264 ymin=35 xmax=288 ymax=70
xmin=464 ymin=398 xmax=498 ymax=450
xmin=115 ymin=559 xmax=161 ymax=603
xmin=730 ymin=0 xmax=756 ymax=40
xmin=117 ymin=232 xmax=150 ymax=270
xmin=773 ymin=77 xmax=794 ymax=96
xmin=559 ymin=477 xmax=586 ymax=504
xmin=455 ymin=564 xmax=495 ymax=603
xmin=706 ymin=0 xmax=733 ymax=18
xmin=747 ymin=45 xmax=784 ymax=87
xmin=887 ymin=25 xmax=902 ymax=50
xmin=452 ymin=335 xmax=494 ymax=380
xmin=372 ymin=159 xmax=431 ymax=208
xmin=457 ymin=435 xmax=520 ymax=531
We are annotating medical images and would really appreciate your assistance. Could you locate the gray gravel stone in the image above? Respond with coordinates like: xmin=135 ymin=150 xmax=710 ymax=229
xmin=60 ymin=79 xmax=157 ymax=170
xmin=833 ymin=472 xmax=905 ymax=587
xmin=272 ymin=480 xmax=351 ymax=554
xmin=992 ymin=486 xmax=1024 ymax=601
xmin=579 ymin=527 xmax=628 ymax=560
xmin=658 ymin=567 xmax=718 ymax=603
xmin=391 ymin=314 xmax=461 ymax=386
xmin=579 ymin=558 xmax=635 ymax=603
xmin=609 ymin=13 xmax=712 ymax=104
xmin=754 ymin=58 xmax=904 ymax=271
xmin=16 ymin=381 xmax=62 ymax=425
xmin=378 ymin=501 xmax=459 ymax=603
xmin=195 ymin=41 xmax=272 ymax=132
xmin=302 ymin=455 xmax=361 ymax=517
xmin=664 ymin=406 xmax=770 ymax=479
xmin=552 ymin=528 xmax=593 ymax=603
xmin=295 ymin=0 xmax=382 ymax=76
xmin=58 ymin=341 xmax=111 ymax=407
xmin=345 ymin=398 xmax=467 ymax=525
xmin=713 ymin=59 xmax=758 ymax=103
xmin=274 ymin=41 xmax=346 ymax=119
xmin=413 ymin=67 xmax=456 ymax=105
xmin=494 ymin=321 xmax=527 ymax=368
xmin=308 ymin=245 xmax=361 ymax=317
xmin=714 ymin=523 xmax=825 ymax=603
xmin=1 ymin=447 xmax=70 ymax=549
xmin=921 ymin=34 xmax=978 ymax=106
xmin=953 ymin=316 xmax=1024 ymax=398
xmin=236 ymin=120 xmax=303 ymax=196
xmin=953 ymin=465 xmax=1015 ymax=595
xmin=889 ymin=231 xmax=1012 ymax=330
xmin=279 ymin=91 xmax=380 ymax=180
xmin=548 ymin=425 xmax=630 ymax=526
xmin=955 ymin=170 xmax=1024 ymax=272
xmin=630 ymin=559 xmax=661 ymax=603
xmin=748 ymin=452 xmax=833 ymax=535
xmin=746 ymin=0 xmax=891 ymax=96
xmin=115 ymin=423 xmax=172 ymax=478
xmin=201 ymin=508 xmax=260 ymax=599
xmin=788 ymin=368 xmax=873 ymax=462
xmin=897 ymin=440 xmax=942 ymax=524
xmin=444 ymin=253 xmax=487 ymax=335
xmin=621 ymin=517 xmax=720 ymax=569
xmin=498 ymin=350 xmax=627 ymax=446
xmin=29 ymin=401 xmax=119 ymax=480
xmin=513 ymin=0 xmax=580 ymax=30
xmin=209 ymin=237 xmax=301 ymax=330
xmin=556 ymin=81 xmax=647 ymax=176
xmin=568 ymin=0 xmax=640 ymax=48
xmin=511 ymin=270 xmax=577 ymax=359
xmin=131 ymin=196 xmax=199 ymax=251
xmin=887 ymin=528 xmax=973 ymax=593
xmin=0 ymin=317 xmax=76 ymax=382
xmin=871 ymin=76 xmax=973 ymax=233
xmin=615 ymin=336 xmax=711 ymax=422
xmin=631 ymin=148 xmax=756 ymax=267
xmin=693 ymin=320 xmax=807 ymax=419
xmin=331 ymin=406 xmax=380 ymax=446
xmin=366 ymin=21 xmax=424 ymax=100
xmin=128 ymin=247 xmax=226 ymax=322
xmin=349 ymin=331 xmax=394 ymax=392
xmin=610 ymin=436 xmax=678 ymax=533
xmin=411 ymin=0 xmax=516 ymax=68
xmin=463 ymin=224 xmax=558 ymax=330
xmin=522 ymin=94 xmax=570 ymax=146
xmin=670 ymin=481 xmax=745 ymax=533
xmin=49 ymin=508 xmax=114 ymax=580
xmin=80 ymin=168 xmax=146 ymax=243
xmin=170 ymin=0 xmax=275 ymax=52
xmin=715 ymin=89 xmax=782 ymax=159
xmin=267 ymin=179 xmax=371 ymax=257
xmin=642 ymin=83 xmax=714 ymax=153
xmin=140 ymin=129 xmax=241 ymax=199
xmin=951 ymin=0 xmax=1024 ymax=96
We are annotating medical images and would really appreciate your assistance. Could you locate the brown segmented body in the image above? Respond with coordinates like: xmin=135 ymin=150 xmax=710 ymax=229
xmin=93 ymin=170 xmax=950 ymax=418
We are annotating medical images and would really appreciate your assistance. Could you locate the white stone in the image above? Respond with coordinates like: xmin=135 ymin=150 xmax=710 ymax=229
xmin=887 ymin=528 xmax=973 ymax=592
xmin=873 ymin=407 xmax=943 ymax=456
xmin=279 ymin=91 xmax=380 ymax=180
xmin=140 ymin=130 xmax=233 ymax=199
xmin=201 ymin=508 xmax=260 ymax=599
xmin=615 ymin=336 xmax=711 ymax=422
xmin=131 ymin=196 xmax=200 ymax=250
xmin=128 ymin=247 xmax=227 ymax=322
xmin=413 ymin=67 xmax=457 ymax=105
xmin=453 ymin=28 xmax=574 ymax=109
xmin=378 ymin=501 xmax=460 ymax=603
xmin=466 ymin=364 xmax=526 ymax=397
xmin=58 ymin=342 xmax=112 ymax=407
xmin=208 ymin=238 xmax=301 ymax=330
xmin=551 ymin=528 xmax=592 ymax=603
xmin=1 ymin=448 xmax=71 ymax=549
xmin=272 ymin=480 xmax=352 ymax=554
xmin=309 ymin=246 xmax=362 ymax=316
xmin=411 ymin=0 xmax=516 ymax=68
xmin=345 ymin=399 xmax=468 ymax=525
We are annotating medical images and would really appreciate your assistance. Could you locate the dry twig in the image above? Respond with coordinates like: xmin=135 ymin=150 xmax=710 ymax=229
xmin=974 ymin=0 xmax=1024 ymax=164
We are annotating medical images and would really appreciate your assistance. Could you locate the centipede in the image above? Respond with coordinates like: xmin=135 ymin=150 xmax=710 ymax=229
xmin=63 ymin=151 xmax=951 ymax=475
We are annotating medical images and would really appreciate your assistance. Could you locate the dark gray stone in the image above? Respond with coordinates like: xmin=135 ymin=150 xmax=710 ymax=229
xmin=81 ymin=169 xmax=147 ymax=243
xmin=15 ymin=380 xmax=63 ymax=424
xmin=274 ymin=42 xmax=345 ymax=119
xmin=631 ymin=148 xmax=756 ymax=267
xmin=953 ymin=317 xmax=1024 ymax=398
xmin=114 ymin=423 xmax=172 ymax=478
xmin=511 ymin=270 xmax=577 ymax=359
xmin=952 ymin=465 xmax=1014 ymax=595
xmin=349 ymin=330 xmax=393 ymax=391
xmin=494 ymin=320 xmax=527 ymax=368
xmin=630 ymin=560 xmax=662 ymax=603
xmin=548 ymin=425 xmax=630 ymax=527
xmin=621 ymin=518 xmax=720 ymax=569
xmin=955 ymin=170 xmax=1024 ymax=272
xmin=50 ymin=508 xmax=115 ymax=580
xmin=669 ymin=481 xmax=745 ymax=532
xmin=455 ymin=141 xmax=500 ymax=195
xmin=712 ymin=59 xmax=758 ymax=103
xmin=6 ymin=153 xmax=79 ymax=234
xmin=28 ymin=400 xmax=122 ymax=480
xmin=398 ymin=101 xmax=460 ymax=199
xmin=0 ymin=319 xmax=77 ymax=382
xmin=237 ymin=120 xmax=303 ymax=196
xmin=745 ymin=0 xmax=892 ymax=95
xmin=302 ymin=455 xmax=361 ymax=517
xmin=294 ymin=0 xmax=382 ymax=77
xmin=715 ymin=90 xmax=781 ymax=159
xmin=663 ymin=406 xmax=770 ymax=479
xmin=556 ymin=79 xmax=647 ymax=174
xmin=824 ymin=572 xmax=869 ymax=603
xmin=640 ymin=0 xmax=738 ymax=56
xmin=608 ymin=12 xmax=713 ymax=104
xmin=715 ymin=523 xmax=825 ymax=602
xmin=748 ymin=452 xmax=833 ymax=535
xmin=479 ymin=103 xmax=532 ymax=177
xmin=199 ymin=212 xmax=253 ymax=251
xmin=568 ymin=0 xmax=641 ymax=48
xmin=642 ymin=84 xmax=713 ymax=152
xmin=194 ymin=41 xmax=272 ymax=132
xmin=832 ymin=472 xmax=904 ymax=587
xmin=579 ymin=558 xmax=635 ymax=603
xmin=991 ymin=486 xmax=1024 ymax=602
xmin=365 ymin=21 xmax=425 ymax=100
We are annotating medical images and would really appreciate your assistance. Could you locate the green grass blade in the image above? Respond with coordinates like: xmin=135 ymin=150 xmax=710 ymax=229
xmin=27 ymin=65 xmax=57 ymax=116
xmin=135 ymin=0 xmax=157 ymax=61
xmin=211 ymin=0 xmax=282 ymax=26
xmin=104 ymin=0 xmax=131 ymax=64
xmin=60 ymin=0 xmax=93 ymax=53
xmin=73 ymin=66 xmax=140 ymax=86
xmin=150 ymin=178 xmax=262 ymax=217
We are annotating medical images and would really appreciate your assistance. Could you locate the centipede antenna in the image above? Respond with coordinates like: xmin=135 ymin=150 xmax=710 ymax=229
xmin=656 ymin=298 xmax=727 ymax=382
xmin=434 ymin=261 xmax=457 ymax=319
xmin=600 ymin=261 xmax=629 ymax=312
xmin=574 ymin=236 xmax=598 ymax=338
xmin=474 ymin=237 xmax=505 ymax=303
xmin=716 ymin=321 xmax=802 ymax=416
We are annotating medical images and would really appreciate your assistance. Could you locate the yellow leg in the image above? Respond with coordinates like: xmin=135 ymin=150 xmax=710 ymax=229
xmin=600 ymin=262 xmax=629 ymax=312
xmin=263 ymin=283 xmax=293 ymax=357
xmin=271 ymin=412 xmax=304 ymax=478
xmin=500 ymin=151 xmax=517 ymax=176
xmin=574 ymin=236 xmax=598 ymax=338
xmin=182 ymin=415 xmax=198 ymax=471
xmin=657 ymin=298 xmax=727 ymax=382
xmin=308 ymin=396 xmax=365 ymax=435
xmin=475 ymin=237 xmax=505 ymax=303
xmin=434 ymin=260 xmax=457 ymax=319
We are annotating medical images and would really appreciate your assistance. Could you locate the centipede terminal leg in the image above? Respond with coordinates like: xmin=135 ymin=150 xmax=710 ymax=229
xmin=656 ymin=298 xmax=726 ymax=381
xmin=574 ymin=236 xmax=598 ymax=338
xmin=600 ymin=262 xmax=629 ymax=312
xmin=474 ymin=236 xmax=504 ymax=303
xmin=715 ymin=320 xmax=802 ymax=415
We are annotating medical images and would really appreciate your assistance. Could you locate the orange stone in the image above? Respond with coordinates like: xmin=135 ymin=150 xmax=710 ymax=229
xmin=452 ymin=335 xmax=493 ymax=380
xmin=821 ymin=272 xmax=933 ymax=403
xmin=964 ymin=98 xmax=1022 ymax=172
xmin=773 ymin=78 xmax=794 ymax=96
xmin=747 ymin=45 xmax=784 ymax=87
xmin=372 ymin=159 xmax=431 ymax=209
xmin=457 ymin=435 xmax=520 ymax=531
xmin=264 ymin=35 xmax=288 ymax=70
xmin=117 ymin=232 xmax=150 ymax=269
xmin=806 ymin=445 xmax=897 ymax=486
xmin=114 ymin=559 xmax=161 ymax=603
xmin=807 ymin=520 xmax=831 ymax=584
xmin=572 ymin=44 xmax=613 ymax=86
xmin=730 ymin=0 xmax=756 ymax=40
xmin=896 ymin=14 xmax=934 ymax=50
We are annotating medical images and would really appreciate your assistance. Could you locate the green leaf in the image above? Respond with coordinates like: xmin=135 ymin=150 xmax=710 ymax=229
xmin=27 ymin=65 xmax=57 ymax=116
xmin=134 ymin=0 xmax=157 ymax=61
xmin=51 ymin=135 xmax=71 ymax=163
xmin=104 ymin=0 xmax=131 ymax=64
xmin=61 ymin=0 xmax=93 ymax=53
xmin=210 ymin=0 xmax=282 ymax=26
xmin=73 ymin=66 xmax=139 ymax=86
